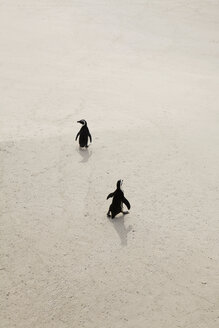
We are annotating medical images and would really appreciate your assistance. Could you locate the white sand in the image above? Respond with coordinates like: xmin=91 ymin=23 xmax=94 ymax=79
xmin=1 ymin=1 xmax=219 ymax=327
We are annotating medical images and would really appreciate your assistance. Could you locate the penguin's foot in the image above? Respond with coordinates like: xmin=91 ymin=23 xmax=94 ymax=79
xmin=122 ymin=211 xmax=129 ymax=215
xmin=107 ymin=212 xmax=111 ymax=218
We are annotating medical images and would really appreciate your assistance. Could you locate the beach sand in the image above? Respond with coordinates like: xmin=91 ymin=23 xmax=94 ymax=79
xmin=0 ymin=1 xmax=219 ymax=327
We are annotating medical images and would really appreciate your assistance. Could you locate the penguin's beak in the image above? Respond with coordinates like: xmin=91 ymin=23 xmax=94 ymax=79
xmin=77 ymin=120 xmax=83 ymax=124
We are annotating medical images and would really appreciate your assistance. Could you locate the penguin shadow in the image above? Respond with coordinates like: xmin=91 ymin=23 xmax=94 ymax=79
xmin=76 ymin=147 xmax=92 ymax=163
xmin=109 ymin=214 xmax=132 ymax=246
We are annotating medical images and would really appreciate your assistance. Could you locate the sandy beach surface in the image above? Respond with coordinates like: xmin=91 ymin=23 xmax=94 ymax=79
xmin=1 ymin=1 xmax=219 ymax=327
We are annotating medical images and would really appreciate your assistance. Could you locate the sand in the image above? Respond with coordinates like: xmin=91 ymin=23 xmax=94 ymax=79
xmin=0 ymin=0 xmax=219 ymax=327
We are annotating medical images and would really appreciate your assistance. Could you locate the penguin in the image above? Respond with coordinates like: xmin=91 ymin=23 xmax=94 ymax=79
xmin=75 ymin=119 xmax=92 ymax=148
xmin=106 ymin=180 xmax=131 ymax=219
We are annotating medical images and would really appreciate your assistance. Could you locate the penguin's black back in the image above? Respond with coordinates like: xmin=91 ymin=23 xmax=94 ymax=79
xmin=107 ymin=180 xmax=130 ymax=218
xmin=111 ymin=189 xmax=124 ymax=206
xmin=79 ymin=126 xmax=89 ymax=147
xmin=109 ymin=189 xmax=124 ymax=216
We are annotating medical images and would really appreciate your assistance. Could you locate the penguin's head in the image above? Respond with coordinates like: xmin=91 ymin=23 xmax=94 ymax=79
xmin=117 ymin=179 xmax=123 ymax=190
xmin=77 ymin=119 xmax=87 ymax=126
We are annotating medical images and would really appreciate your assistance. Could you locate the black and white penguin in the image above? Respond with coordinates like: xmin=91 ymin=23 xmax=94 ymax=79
xmin=75 ymin=119 xmax=92 ymax=148
xmin=106 ymin=180 xmax=131 ymax=219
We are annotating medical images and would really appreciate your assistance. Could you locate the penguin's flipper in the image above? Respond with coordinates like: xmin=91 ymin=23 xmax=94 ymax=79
xmin=75 ymin=131 xmax=80 ymax=141
xmin=107 ymin=192 xmax=114 ymax=200
xmin=88 ymin=131 xmax=92 ymax=143
xmin=123 ymin=197 xmax=130 ymax=210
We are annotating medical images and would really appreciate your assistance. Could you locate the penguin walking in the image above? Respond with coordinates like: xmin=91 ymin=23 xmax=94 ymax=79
xmin=75 ymin=119 xmax=92 ymax=148
xmin=107 ymin=180 xmax=131 ymax=219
